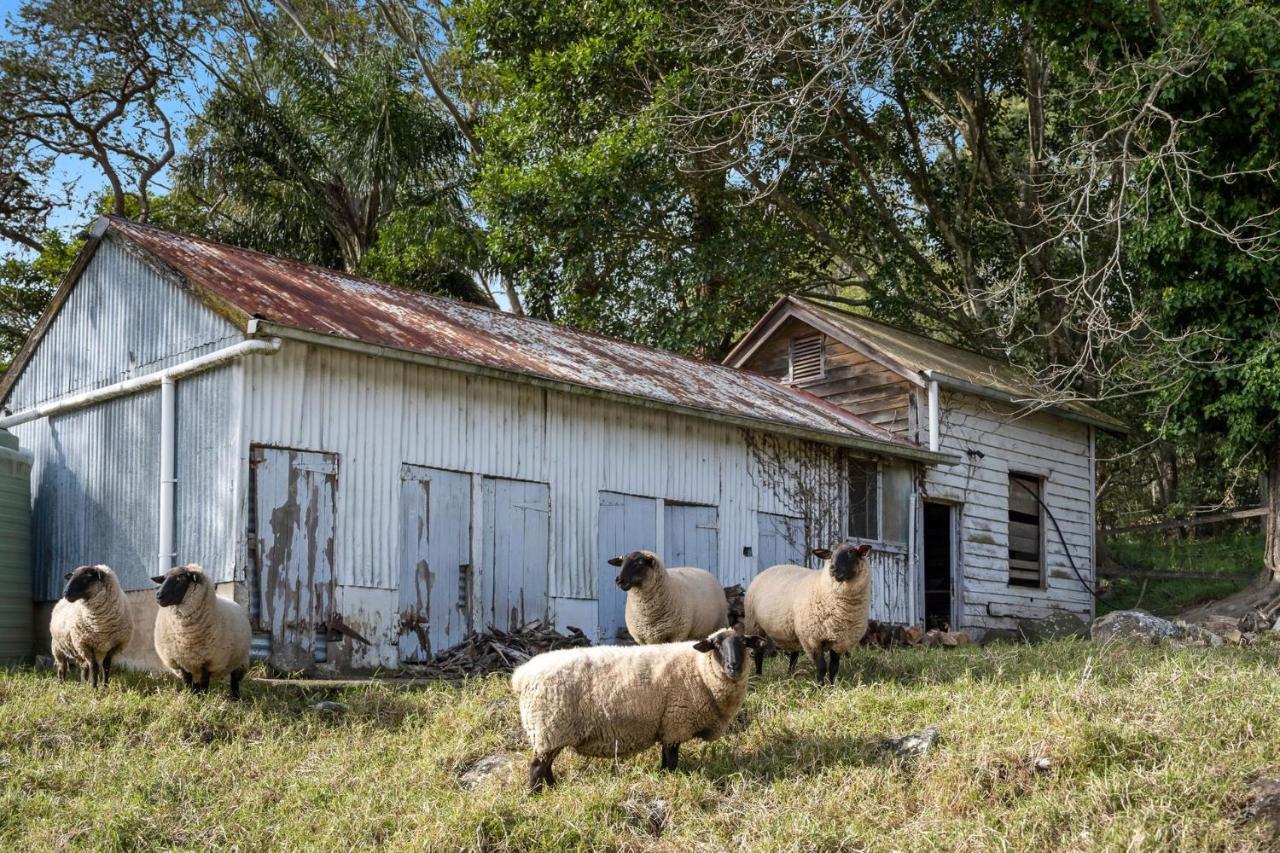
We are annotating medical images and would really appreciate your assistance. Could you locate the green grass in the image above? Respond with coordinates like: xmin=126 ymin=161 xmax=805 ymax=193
xmin=1100 ymin=530 xmax=1261 ymax=615
xmin=3 ymin=640 xmax=1279 ymax=851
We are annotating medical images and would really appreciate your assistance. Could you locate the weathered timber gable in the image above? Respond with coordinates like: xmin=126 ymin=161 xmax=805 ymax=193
xmin=740 ymin=317 xmax=915 ymax=436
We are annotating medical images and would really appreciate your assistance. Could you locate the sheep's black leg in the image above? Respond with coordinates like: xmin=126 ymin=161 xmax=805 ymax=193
xmin=787 ymin=652 xmax=800 ymax=675
xmin=661 ymin=743 xmax=680 ymax=772
xmin=528 ymin=749 xmax=561 ymax=794
xmin=813 ymin=651 xmax=826 ymax=685
xmin=826 ymin=651 xmax=840 ymax=685
xmin=752 ymin=645 xmax=765 ymax=676
xmin=90 ymin=659 xmax=101 ymax=689
xmin=196 ymin=671 xmax=211 ymax=694
xmin=80 ymin=661 xmax=92 ymax=685
xmin=102 ymin=654 xmax=114 ymax=688
xmin=181 ymin=669 xmax=195 ymax=691
xmin=229 ymin=667 xmax=245 ymax=701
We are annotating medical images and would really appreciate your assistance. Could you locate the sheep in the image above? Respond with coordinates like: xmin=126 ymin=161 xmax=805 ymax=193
xmin=608 ymin=550 xmax=729 ymax=644
xmin=744 ymin=542 xmax=873 ymax=685
xmin=511 ymin=626 xmax=763 ymax=792
xmin=49 ymin=564 xmax=133 ymax=688
xmin=151 ymin=564 xmax=252 ymax=699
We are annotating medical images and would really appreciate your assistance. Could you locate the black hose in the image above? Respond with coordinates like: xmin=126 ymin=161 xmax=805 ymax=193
xmin=1011 ymin=477 xmax=1103 ymax=602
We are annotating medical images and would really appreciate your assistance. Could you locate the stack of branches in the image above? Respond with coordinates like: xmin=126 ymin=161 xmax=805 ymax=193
xmin=408 ymin=621 xmax=591 ymax=678
xmin=861 ymin=620 xmax=973 ymax=649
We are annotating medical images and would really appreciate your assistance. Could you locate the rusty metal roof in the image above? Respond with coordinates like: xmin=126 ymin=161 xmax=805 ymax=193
xmin=86 ymin=217 xmax=943 ymax=459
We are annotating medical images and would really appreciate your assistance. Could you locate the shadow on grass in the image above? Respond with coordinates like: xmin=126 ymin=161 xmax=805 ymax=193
xmin=695 ymin=732 xmax=890 ymax=783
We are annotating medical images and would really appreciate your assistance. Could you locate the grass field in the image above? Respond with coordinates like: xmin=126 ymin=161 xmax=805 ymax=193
xmin=3 ymin=639 xmax=1279 ymax=851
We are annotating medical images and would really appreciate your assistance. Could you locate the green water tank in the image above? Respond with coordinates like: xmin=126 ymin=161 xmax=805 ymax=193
xmin=0 ymin=429 xmax=32 ymax=664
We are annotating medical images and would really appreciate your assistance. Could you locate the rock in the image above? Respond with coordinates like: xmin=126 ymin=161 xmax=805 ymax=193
xmin=1032 ymin=756 xmax=1052 ymax=774
xmin=621 ymin=798 xmax=670 ymax=837
xmin=882 ymin=727 xmax=940 ymax=759
xmin=1091 ymin=610 xmax=1183 ymax=644
xmin=458 ymin=753 xmax=519 ymax=789
xmin=1171 ymin=621 xmax=1224 ymax=647
xmin=1243 ymin=778 xmax=1280 ymax=846
xmin=311 ymin=700 xmax=348 ymax=713
xmin=1220 ymin=627 xmax=1244 ymax=645
xmin=978 ymin=628 xmax=1024 ymax=646
xmin=1017 ymin=611 xmax=1089 ymax=642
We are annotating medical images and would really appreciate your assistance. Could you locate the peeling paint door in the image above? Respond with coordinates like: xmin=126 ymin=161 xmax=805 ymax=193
xmin=481 ymin=477 xmax=550 ymax=631
xmin=398 ymin=465 xmax=472 ymax=663
xmin=252 ymin=447 xmax=337 ymax=672
xmin=597 ymin=492 xmax=658 ymax=643
xmin=663 ymin=502 xmax=719 ymax=576
xmin=757 ymin=512 xmax=807 ymax=571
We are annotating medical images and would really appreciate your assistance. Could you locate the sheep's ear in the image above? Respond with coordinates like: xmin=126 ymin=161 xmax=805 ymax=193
xmin=811 ymin=548 xmax=832 ymax=560
xmin=692 ymin=638 xmax=716 ymax=653
xmin=150 ymin=576 xmax=166 ymax=585
xmin=744 ymin=635 xmax=766 ymax=649
xmin=607 ymin=556 xmax=624 ymax=567
xmin=854 ymin=543 xmax=872 ymax=557
xmin=63 ymin=572 xmax=73 ymax=581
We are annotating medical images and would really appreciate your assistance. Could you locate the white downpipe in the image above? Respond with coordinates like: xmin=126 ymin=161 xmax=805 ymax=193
xmin=158 ymin=377 xmax=176 ymax=576
xmin=927 ymin=378 xmax=940 ymax=452
xmin=907 ymin=487 xmax=918 ymax=626
xmin=0 ymin=338 xmax=282 ymax=429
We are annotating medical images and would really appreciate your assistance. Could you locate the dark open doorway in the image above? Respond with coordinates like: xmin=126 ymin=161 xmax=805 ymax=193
xmin=923 ymin=502 xmax=954 ymax=631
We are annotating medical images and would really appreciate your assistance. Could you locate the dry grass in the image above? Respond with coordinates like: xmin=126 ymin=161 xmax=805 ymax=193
xmin=2 ymin=639 xmax=1279 ymax=851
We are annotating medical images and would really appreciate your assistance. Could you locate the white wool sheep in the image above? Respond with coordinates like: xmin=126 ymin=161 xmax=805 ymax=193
xmin=608 ymin=550 xmax=729 ymax=644
xmin=152 ymin=564 xmax=252 ymax=699
xmin=49 ymin=564 xmax=133 ymax=688
xmin=511 ymin=627 xmax=762 ymax=791
xmin=744 ymin=542 xmax=873 ymax=685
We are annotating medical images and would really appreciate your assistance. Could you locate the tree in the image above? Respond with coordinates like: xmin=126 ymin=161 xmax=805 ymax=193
xmin=456 ymin=0 xmax=828 ymax=355
xmin=0 ymin=231 xmax=80 ymax=371
xmin=174 ymin=0 xmax=496 ymax=304
xmin=0 ymin=0 xmax=197 ymax=228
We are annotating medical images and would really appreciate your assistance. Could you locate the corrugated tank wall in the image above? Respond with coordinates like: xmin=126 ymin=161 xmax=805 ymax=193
xmin=0 ymin=429 xmax=33 ymax=663
xmin=5 ymin=236 xmax=241 ymax=411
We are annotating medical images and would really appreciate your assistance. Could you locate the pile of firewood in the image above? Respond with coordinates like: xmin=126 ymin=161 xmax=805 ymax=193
xmin=861 ymin=620 xmax=973 ymax=649
xmin=724 ymin=584 xmax=746 ymax=626
xmin=407 ymin=621 xmax=591 ymax=678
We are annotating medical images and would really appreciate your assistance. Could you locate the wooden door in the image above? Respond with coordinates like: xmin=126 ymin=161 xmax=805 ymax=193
xmin=597 ymin=492 xmax=658 ymax=643
xmin=252 ymin=447 xmax=337 ymax=672
xmin=481 ymin=477 xmax=550 ymax=631
xmin=757 ymin=511 xmax=806 ymax=571
xmin=397 ymin=465 xmax=472 ymax=662
xmin=663 ymin=502 xmax=719 ymax=576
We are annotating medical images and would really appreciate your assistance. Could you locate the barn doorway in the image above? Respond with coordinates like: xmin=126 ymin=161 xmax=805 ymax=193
xmin=480 ymin=477 xmax=550 ymax=632
xmin=397 ymin=465 xmax=473 ymax=663
xmin=597 ymin=492 xmax=658 ymax=643
xmin=922 ymin=502 xmax=954 ymax=631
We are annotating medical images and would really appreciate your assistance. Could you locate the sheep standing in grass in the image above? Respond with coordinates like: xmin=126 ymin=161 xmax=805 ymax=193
xmin=49 ymin=565 xmax=133 ymax=688
xmin=745 ymin=542 xmax=873 ymax=685
xmin=152 ymin=564 xmax=251 ymax=699
xmin=511 ymin=627 xmax=763 ymax=792
xmin=609 ymin=550 xmax=729 ymax=644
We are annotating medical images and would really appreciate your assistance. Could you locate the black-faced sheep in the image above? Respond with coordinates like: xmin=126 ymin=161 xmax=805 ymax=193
xmin=609 ymin=550 xmax=729 ymax=644
xmin=152 ymin=564 xmax=252 ymax=699
xmin=744 ymin=542 xmax=873 ymax=685
xmin=49 ymin=564 xmax=133 ymax=688
xmin=511 ymin=627 xmax=763 ymax=792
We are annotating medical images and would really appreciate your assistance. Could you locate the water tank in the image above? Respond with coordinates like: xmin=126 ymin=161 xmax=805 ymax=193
xmin=0 ymin=429 xmax=32 ymax=664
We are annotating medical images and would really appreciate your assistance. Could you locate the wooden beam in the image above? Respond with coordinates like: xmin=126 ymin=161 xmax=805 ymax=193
xmin=1105 ymin=506 xmax=1268 ymax=534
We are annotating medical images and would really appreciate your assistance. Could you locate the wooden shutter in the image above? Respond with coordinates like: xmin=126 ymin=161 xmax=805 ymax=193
xmin=1008 ymin=474 xmax=1043 ymax=587
xmin=788 ymin=334 xmax=825 ymax=383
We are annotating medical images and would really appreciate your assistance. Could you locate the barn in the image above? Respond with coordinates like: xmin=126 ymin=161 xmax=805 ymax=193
xmin=0 ymin=218 xmax=953 ymax=671
xmin=725 ymin=296 xmax=1126 ymax=635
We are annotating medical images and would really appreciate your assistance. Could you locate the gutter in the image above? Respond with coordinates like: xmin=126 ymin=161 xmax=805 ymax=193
xmin=251 ymin=321 xmax=960 ymax=467
xmin=0 ymin=336 xmax=282 ymax=577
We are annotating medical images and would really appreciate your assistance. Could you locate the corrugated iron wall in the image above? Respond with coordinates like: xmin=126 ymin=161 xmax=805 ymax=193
xmin=6 ymin=237 xmax=240 ymax=410
xmin=8 ymin=239 xmax=244 ymax=598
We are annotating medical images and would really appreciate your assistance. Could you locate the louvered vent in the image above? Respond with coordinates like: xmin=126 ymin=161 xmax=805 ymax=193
xmin=788 ymin=334 xmax=825 ymax=383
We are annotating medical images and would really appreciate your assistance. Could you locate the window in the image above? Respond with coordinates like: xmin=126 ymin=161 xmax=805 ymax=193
xmin=1008 ymin=474 xmax=1044 ymax=587
xmin=848 ymin=460 xmax=880 ymax=540
xmin=788 ymin=334 xmax=825 ymax=383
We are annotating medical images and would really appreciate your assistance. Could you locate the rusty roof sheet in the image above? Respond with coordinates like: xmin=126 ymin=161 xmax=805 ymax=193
xmin=103 ymin=217 xmax=933 ymax=454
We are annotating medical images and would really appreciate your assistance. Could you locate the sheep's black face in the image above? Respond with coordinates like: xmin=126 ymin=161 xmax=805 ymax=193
xmin=694 ymin=631 xmax=764 ymax=680
xmin=152 ymin=567 xmax=201 ymax=607
xmin=827 ymin=543 xmax=872 ymax=583
xmin=609 ymin=551 xmax=657 ymax=591
xmin=62 ymin=566 xmax=104 ymax=603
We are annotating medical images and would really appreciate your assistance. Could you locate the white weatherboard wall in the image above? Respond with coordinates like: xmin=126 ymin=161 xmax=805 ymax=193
xmin=240 ymin=342 xmax=885 ymax=668
xmin=921 ymin=391 xmax=1094 ymax=630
